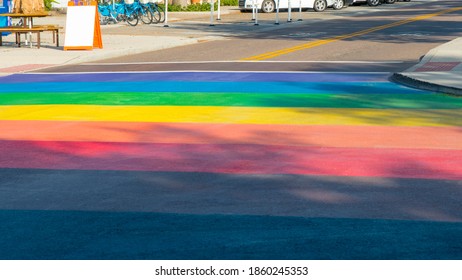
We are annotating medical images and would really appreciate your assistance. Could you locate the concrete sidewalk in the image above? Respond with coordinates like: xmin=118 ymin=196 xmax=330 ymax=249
xmin=0 ymin=8 xmax=242 ymax=73
xmin=392 ymin=37 xmax=462 ymax=96
xmin=1 ymin=6 xmax=307 ymax=72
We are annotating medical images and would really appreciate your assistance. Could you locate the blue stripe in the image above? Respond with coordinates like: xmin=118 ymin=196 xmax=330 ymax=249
xmin=0 ymin=81 xmax=427 ymax=94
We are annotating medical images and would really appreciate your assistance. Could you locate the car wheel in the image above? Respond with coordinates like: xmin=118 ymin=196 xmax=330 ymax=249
xmin=313 ymin=0 xmax=327 ymax=12
xmin=332 ymin=0 xmax=344 ymax=10
xmin=367 ymin=0 xmax=380 ymax=6
xmin=261 ymin=0 xmax=275 ymax=13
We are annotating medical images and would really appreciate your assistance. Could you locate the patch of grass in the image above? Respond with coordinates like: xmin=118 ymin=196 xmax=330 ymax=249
xmin=221 ymin=0 xmax=238 ymax=6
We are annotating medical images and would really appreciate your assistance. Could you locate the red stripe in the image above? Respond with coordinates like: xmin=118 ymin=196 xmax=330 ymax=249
xmin=0 ymin=140 xmax=461 ymax=180
xmin=0 ymin=64 xmax=54 ymax=73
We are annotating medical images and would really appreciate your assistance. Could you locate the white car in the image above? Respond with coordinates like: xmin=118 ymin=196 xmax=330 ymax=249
xmin=351 ymin=0 xmax=408 ymax=6
xmin=239 ymin=0 xmax=346 ymax=13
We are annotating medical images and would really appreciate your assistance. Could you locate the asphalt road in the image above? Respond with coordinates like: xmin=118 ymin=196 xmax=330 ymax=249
xmin=52 ymin=0 xmax=462 ymax=73
xmin=2 ymin=70 xmax=462 ymax=260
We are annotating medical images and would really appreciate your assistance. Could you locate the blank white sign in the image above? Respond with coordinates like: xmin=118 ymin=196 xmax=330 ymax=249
xmin=64 ymin=6 xmax=96 ymax=49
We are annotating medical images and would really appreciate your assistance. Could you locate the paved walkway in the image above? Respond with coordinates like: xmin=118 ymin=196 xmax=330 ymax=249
xmin=392 ymin=37 xmax=462 ymax=95
xmin=0 ymin=9 xmax=236 ymax=71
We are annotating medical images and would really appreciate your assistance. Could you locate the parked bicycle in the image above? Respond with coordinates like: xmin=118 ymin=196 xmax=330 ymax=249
xmin=134 ymin=0 xmax=154 ymax=25
xmin=146 ymin=0 xmax=165 ymax=24
xmin=98 ymin=0 xmax=119 ymax=25
xmin=98 ymin=0 xmax=153 ymax=26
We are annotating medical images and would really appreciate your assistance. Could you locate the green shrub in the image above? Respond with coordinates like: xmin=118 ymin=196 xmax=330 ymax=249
xmin=158 ymin=2 xmax=219 ymax=12
xmin=43 ymin=0 xmax=59 ymax=11
xmin=220 ymin=0 xmax=238 ymax=6
xmin=162 ymin=4 xmax=183 ymax=11
xmin=126 ymin=0 xmax=237 ymax=12
xmin=185 ymin=2 xmax=219 ymax=11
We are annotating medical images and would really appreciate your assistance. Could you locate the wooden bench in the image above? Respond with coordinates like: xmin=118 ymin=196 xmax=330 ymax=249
xmin=0 ymin=25 xmax=61 ymax=48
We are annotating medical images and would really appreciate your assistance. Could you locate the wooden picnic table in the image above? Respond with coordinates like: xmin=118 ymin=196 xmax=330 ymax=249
xmin=0 ymin=12 xmax=49 ymax=28
xmin=0 ymin=12 xmax=60 ymax=48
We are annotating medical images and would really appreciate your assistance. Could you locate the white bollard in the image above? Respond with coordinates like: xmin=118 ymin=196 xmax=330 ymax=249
xmin=210 ymin=0 xmax=215 ymax=26
xmin=275 ymin=0 xmax=280 ymax=25
xmin=287 ymin=0 xmax=292 ymax=22
xmin=298 ymin=0 xmax=302 ymax=21
xmin=164 ymin=0 xmax=169 ymax=27
xmin=217 ymin=0 xmax=221 ymax=20
xmin=254 ymin=0 xmax=259 ymax=25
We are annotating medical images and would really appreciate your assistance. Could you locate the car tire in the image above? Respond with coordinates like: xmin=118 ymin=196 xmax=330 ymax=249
xmin=261 ymin=0 xmax=275 ymax=13
xmin=332 ymin=0 xmax=344 ymax=10
xmin=385 ymin=0 xmax=395 ymax=3
xmin=313 ymin=0 xmax=327 ymax=12
xmin=367 ymin=0 xmax=380 ymax=6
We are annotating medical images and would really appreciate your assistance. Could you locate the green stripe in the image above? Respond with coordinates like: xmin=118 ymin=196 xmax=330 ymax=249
xmin=1 ymin=92 xmax=461 ymax=109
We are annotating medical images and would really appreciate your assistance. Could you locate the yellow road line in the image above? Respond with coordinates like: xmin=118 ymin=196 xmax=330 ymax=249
xmin=242 ymin=6 xmax=462 ymax=61
xmin=1 ymin=105 xmax=461 ymax=127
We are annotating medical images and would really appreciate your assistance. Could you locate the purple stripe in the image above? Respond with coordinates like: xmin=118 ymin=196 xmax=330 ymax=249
xmin=0 ymin=72 xmax=390 ymax=83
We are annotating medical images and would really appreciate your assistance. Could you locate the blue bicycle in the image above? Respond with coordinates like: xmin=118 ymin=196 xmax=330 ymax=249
xmin=144 ymin=0 xmax=165 ymax=24
xmin=115 ymin=0 xmax=140 ymax=26
xmin=98 ymin=0 xmax=153 ymax=26
xmin=98 ymin=1 xmax=119 ymax=25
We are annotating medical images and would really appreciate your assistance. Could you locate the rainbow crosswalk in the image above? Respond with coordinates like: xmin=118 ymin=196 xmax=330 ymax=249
xmin=1 ymin=71 xmax=462 ymax=180
xmin=2 ymin=71 xmax=462 ymax=260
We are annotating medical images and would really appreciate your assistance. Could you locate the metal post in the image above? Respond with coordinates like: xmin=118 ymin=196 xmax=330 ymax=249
xmin=287 ymin=0 xmax=292 ymax=22
xmin=275 ymin=0 xmax=280 ymax=25
xmin=298 ymin=0 xmax=302 ymax=21
xmin=210 ymin=0 xmax=215 ymax=26
xmin=252 ymin=0 xmax=255 ymax=20
xmin=217 ymin=0 xmax=221 ymax=20
xmin=164 ymin=0 xmax=169 ymax=27
xmin=28 ymin=18 xmax=32 ymax=47
xmin=254 ymin=0 xmax=259 ymax=25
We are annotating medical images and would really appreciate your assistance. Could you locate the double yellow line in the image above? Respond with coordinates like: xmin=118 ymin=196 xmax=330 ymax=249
xmin=242 ymin=6 xmax=462 ymax=61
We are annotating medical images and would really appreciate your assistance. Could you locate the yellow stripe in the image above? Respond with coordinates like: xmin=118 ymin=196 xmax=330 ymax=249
xmin=242 ymin=7 xmax=462 ymax=61
xmin=1 ymin=105 xmax=462 ymax=126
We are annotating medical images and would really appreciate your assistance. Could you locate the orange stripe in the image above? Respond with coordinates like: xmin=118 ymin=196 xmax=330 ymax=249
xmin=1 ymin=120 xmax=461 ymax=150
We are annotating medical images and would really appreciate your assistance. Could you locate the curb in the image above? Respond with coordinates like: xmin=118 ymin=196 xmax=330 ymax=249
xmin=390 ymin=72 xmax=462 ymax=96
xmin=391 ymin=37 xmax=462 ymax=97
